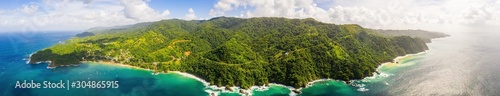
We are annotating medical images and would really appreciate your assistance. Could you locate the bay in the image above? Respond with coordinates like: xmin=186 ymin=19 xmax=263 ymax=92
xmin=1 ymin=30 xmax=498 ymax=96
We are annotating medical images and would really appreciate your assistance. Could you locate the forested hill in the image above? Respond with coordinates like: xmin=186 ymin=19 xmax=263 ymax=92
xmin=372 ymin=29 xmax=449 ymax=43
xmin=30 ymin=17 xmax=430 ymax=88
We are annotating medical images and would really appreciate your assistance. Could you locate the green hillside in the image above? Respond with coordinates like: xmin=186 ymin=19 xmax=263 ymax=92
xmin=372 ymin=29 xmax=449 ymax=43
xmin=30 ymin=17 xmax=429 ymax=88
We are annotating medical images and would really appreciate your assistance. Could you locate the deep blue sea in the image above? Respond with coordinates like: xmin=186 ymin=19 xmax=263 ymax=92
xmin=1 ymin=31 xmax=498 ymax=96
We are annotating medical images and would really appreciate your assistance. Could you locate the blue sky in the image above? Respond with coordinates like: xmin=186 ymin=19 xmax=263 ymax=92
xmin=0 ymin=0 xmax=498 ymax=32
xmin=147 ymin=0 xmax=216 ymax=19
xmin=0 ymin=0 xmax=216 ymax=15
xmin=0 ymin=0 xmax=219 ymax=19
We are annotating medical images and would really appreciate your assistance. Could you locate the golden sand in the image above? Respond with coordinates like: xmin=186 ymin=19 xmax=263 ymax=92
xmin=81 ymin=61 xmax=149 ymax=70
xmin=382 ymin=62 xmax=400 ymax=69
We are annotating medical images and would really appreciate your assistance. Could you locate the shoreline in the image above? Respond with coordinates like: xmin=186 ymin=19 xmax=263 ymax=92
xmin=376 ymin=51 xmax=427 ymax=72
xmin=25 ymin=50 xmax=428 ymax=96
xmin=77 ymin=61 xmax=262 ymax=96
xmin=81 ymin=61 xmax=150 ymax=71
xmin=294 ymin=50 xmax=429 ymax=93
xmin=152 ymin=51 xmax=428 ymax=95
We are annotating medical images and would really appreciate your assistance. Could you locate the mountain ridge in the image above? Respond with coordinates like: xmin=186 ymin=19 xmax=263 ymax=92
xmin=29 ymin=17 xmax=446 ymax=89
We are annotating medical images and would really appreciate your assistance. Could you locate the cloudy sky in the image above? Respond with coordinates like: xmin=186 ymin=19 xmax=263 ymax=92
xmin=0 ymin=0 xmax=498 ymax=32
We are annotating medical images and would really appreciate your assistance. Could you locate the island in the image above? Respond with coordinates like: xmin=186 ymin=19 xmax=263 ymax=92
xmin=29 ymin=17 xmax=447 ymax=90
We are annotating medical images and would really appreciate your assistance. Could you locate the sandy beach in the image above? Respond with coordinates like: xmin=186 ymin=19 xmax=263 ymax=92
xmin=74 ymin=51 xmax=428 ymax=96
xmin=378 ymin=51 xmax=427 ymax=70
xmin=81 ymin=61 xmax=151 ymax=71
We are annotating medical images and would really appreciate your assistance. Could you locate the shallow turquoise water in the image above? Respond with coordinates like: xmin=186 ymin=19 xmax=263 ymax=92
xmin=9 ymin=63 xmax=209 ymax=96
xmin=0 ymin=32 xmax=429 ymax=96
xmin=299 ymin=80 xmax=357 ymax=96
xmin=252 ymin=85 xmax=290 ymax=96
xmin=0 ymin=32 xmax=206 ymax=96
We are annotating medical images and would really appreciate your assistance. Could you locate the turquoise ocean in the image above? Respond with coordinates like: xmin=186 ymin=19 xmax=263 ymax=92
xmin=1 ymin=31 xmax=497 ymax=96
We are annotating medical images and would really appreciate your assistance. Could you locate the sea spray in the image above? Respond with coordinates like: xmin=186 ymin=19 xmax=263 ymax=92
xmin=40 ymin=51 xmax=430 ymax=95
xmin=169 ymin=71 xmax=293 ymax=96
xmin=298 ymin=51 xmax=429 ymax=94
xmin=352 ymin=51 xmax=428 ymax=92
xmin=25 ymin=52 xmax=34 ymax=64
xmin=167 ymin=71 xmax=239 ymax=95
xmin=168 ymin=71 xmax=210 ymax=86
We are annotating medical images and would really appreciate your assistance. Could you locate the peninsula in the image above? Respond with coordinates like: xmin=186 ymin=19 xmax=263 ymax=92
xmin=29 ymin=17 xmax=447 ymax=89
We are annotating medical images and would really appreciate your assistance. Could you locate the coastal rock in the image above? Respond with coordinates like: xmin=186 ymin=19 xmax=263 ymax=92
xmin=225 ymin=87 xmax=233 ymax=92
xmin=239 ymin=89 xmax=249 ymax=95
xmin=210 ymin=92 xmax=215 ymax=96
xmin=292 ymin=89 xmax=302 ymax=94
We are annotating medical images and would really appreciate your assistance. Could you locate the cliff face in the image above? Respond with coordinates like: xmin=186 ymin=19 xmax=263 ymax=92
xmin=30 ymin=17 xmax=433 ymax=88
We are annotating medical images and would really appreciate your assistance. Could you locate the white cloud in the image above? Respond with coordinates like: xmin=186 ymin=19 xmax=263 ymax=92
xmin=2 ymin=0 xmax=499 ymax=32
xmin=161 ymin=10 xmax=171 ymax=17
xmin=209 ymin=0 xmax=240 ymax=16
xmin=119 ymin=0 xmax=169 ymax=21
xmin=460 ymin=1 xmax=500 ymax=26
xmin=0 ymin=0 xmax=171 ymax=32
xmin=184 ymin=8 xmax=197 ymax=20
xmin=79 ymin=0 xmax=94 ymax=4
xmin=20 ymin=4 xmax=39 ymax=15
xmin=209 ymin=0 xmax=500 ymax=31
